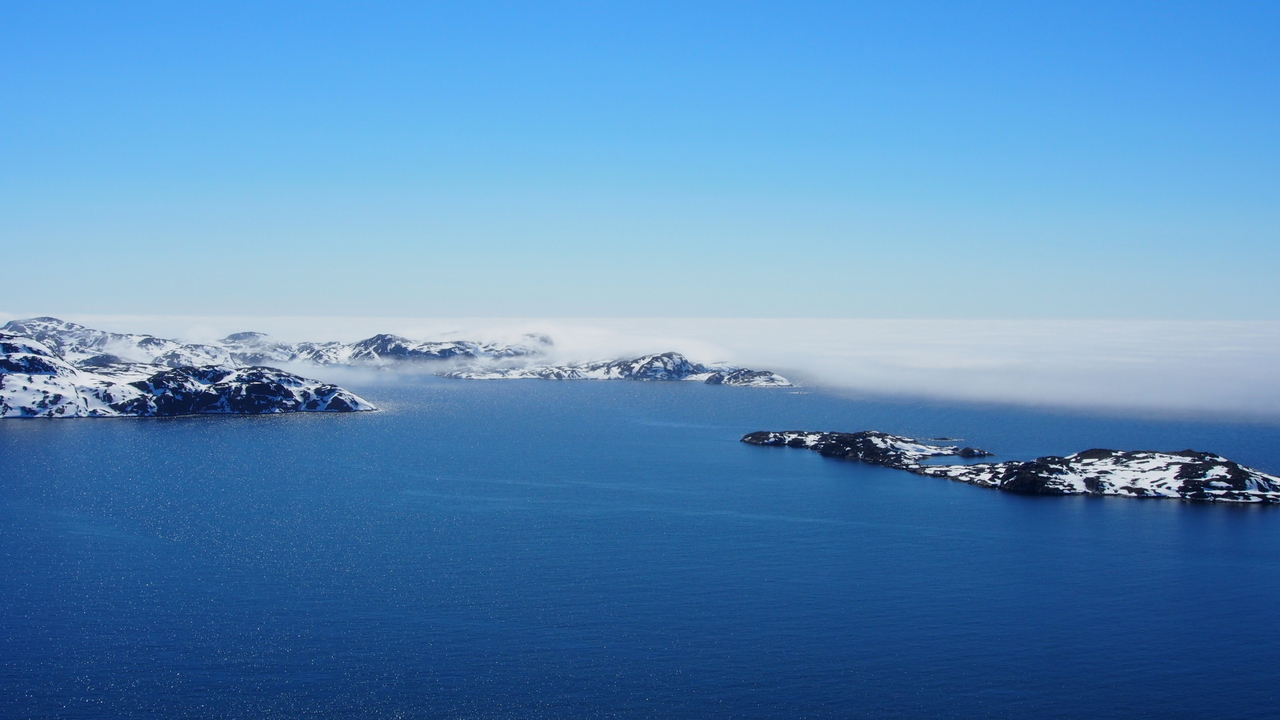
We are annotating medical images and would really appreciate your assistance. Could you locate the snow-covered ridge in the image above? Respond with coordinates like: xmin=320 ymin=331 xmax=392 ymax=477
xmin=0 ymin=331 xmax=375 ymax=418
xmin=1 ymin=317 xmax=544 ymax=368
xmin=443 ymin=352 xmax=792 ymax=387
xmin=742 ymin=430 xmax=1280 ymax=503
xmin=1 ymin=318 xmax=791 ymax=387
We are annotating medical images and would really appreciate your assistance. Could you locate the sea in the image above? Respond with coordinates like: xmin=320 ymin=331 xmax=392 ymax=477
xmin=2 ymin=377 xmax=1278 ymax=719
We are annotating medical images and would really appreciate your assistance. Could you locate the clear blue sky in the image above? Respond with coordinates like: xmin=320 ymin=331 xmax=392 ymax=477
xmin=3 ymin=1 xmax=1277 ymax=318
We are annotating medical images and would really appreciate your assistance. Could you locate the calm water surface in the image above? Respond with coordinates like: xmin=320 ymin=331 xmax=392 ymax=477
xmin=2 ymin=378 xmax=1278 ymax=718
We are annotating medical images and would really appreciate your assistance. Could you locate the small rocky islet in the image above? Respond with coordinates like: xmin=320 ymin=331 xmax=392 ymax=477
xmin=742 ymin=430 xmax=1280 ymax=504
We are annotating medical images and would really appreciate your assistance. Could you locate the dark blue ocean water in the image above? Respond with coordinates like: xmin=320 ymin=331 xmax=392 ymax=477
xmin=3 ymin=378 xmax=1279 ymax=719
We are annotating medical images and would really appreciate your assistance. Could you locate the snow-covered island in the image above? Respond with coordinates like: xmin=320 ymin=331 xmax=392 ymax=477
xmin=742 ymin=430 xmax=1280 ymax=504
xmin=442 ymin=352 xmax=791 ymax=387
xmin=0 ymin=317 xmax=793 ymax=418
xmin=0 ymin=331 xmax=375 ymax=418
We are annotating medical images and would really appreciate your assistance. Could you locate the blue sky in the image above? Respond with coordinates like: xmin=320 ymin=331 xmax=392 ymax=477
xmin=3 ymin=1 xmax=1277 ymax=318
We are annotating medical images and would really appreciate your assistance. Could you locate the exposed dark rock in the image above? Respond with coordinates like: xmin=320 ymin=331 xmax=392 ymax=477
xmin=77 ymin=353 xmax=129 ymax=367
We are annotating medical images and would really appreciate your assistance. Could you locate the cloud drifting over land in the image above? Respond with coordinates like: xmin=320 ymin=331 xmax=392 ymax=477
xmin=4 ymin=313 xmax=1278 ymax=420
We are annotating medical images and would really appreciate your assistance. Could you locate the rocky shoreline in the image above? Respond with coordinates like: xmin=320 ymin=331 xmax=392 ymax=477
xmin=742 ymin=430 xmax=1280 ymax=504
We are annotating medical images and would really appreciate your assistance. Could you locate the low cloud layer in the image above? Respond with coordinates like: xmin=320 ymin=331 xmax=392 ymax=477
xmin=6 ymin=313 xmax=1279 ymax=420
xmin=512 ymin=319 xmax=1280 ymax=420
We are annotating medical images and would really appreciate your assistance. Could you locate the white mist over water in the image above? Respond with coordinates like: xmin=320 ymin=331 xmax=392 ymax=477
xmin=5 ymin=313 xmax=1279 ymax=420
